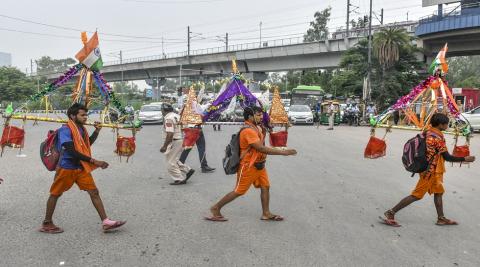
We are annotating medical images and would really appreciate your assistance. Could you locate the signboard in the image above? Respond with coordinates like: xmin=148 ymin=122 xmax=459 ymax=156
xmin=452 ymin=88 xmax=462 ymax=95
xmin=145 ymin=88 xmax=153 ymax=98
xmin=422 ymin=0 xmax=459 ymax=7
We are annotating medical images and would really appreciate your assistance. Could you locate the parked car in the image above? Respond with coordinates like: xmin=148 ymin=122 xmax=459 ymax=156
xmin=138 ymin=104 xmax=163 ymax=124
xmin=288 ymin=105 xmax=314 ymax=125
xmin=461 ymin=106 xmax=480 ymax=131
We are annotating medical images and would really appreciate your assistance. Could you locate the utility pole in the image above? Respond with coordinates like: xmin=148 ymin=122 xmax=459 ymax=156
xmin=407 ymin=11 xmax=409 ymax=21
xmin=367 ymin=0 xmax=373 ymax=102
xmin=346 ymin=0 xmax=350 ymax=38
xmin=179 ymin=64 xmax=183 ymax=88
xmin=259 ymin=22 xmax=262 ymax=48
xmin=225 ymin=33 xmax=229 ymax=52
xmin=162 ymin=36 xmax=165 ymax=58
xmin=30 ymin=59 xmax=34 ymax=76
xmin=187 ymin=26 xmax=191 ymax=57
xmin=120 ymin=50 xmax=124 ymax=83
xmin=380 ymin=8 xmax=384 ymax=25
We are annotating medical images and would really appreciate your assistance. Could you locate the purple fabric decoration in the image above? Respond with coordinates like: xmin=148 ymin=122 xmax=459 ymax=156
xmin=204 ymin=78 xmax=266 ymax=122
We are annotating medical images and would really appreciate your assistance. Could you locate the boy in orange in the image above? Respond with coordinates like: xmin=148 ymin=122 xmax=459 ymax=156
xmin=206 ymin=106 xmax=297 ymax=222
xmin=383 ymin=113 xmax=475 ymax=226
xmin=39 ymin=103 xmax=126 ymax=233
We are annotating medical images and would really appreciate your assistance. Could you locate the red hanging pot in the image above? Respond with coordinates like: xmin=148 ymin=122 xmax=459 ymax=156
xmin=269 ymin=131 xmax=288 ymax=147
xmin=364 ymin=136 xmax=386 ymax=159
xmin=182 ymin=128 xmax=201 ymax=148
xmin=1 ymin=125 xmax=25 ymax=149
xmin=452 ymin=145 xmax=470 ymax=158
xmin=115 ymin=136 xmax=136 ymax=158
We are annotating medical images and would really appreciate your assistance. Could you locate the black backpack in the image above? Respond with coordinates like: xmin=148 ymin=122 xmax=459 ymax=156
xmin=222 ymin=126 xmax=253 ymax=175
xmin=402 ymin=132 xmax=438 ymax=176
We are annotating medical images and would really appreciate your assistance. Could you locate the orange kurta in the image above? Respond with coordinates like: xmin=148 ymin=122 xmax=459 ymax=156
xmin=234 ymin=122 xmax=269 ymax=195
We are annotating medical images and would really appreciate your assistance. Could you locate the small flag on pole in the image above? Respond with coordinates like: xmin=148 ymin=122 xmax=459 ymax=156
xmin=75 ymin=32 xmax=103 ymax=71
xmin=429 ymin=43 xmax=448 ymax=75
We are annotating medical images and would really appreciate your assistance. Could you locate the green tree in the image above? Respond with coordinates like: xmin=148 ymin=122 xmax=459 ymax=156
xmin=0 ymin=67 xmax=36 ymax=104
xmin=448 ymin=56 xmax=480 ymax=88
xmin=36 ymin=56 xmax=76 ymax=76
xmin=373 ymin=28 xmax=410 ymax=69
xmin=330 ymin=37 xmax=425 ymax=109
xmin=304 ymin=7 xmax=332 ymax=42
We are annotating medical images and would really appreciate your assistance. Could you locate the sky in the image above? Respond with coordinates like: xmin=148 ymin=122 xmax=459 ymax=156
xmin=0 ymin=0 xmax=442 ymax=73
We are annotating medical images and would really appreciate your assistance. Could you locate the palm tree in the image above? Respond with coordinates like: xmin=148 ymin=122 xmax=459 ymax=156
xmin=373 ymin=27 xmax=410 ymax=69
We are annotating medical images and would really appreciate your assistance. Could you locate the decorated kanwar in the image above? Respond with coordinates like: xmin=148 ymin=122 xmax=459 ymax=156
xmin=1 ymin=32 xmax=133 ymax=233
xmin=364 ymin=44 xmax=476 ymax=227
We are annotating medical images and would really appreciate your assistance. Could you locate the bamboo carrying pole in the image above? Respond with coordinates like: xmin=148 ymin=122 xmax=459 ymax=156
xmin=2 ymin=115 xmax=140 ymax=130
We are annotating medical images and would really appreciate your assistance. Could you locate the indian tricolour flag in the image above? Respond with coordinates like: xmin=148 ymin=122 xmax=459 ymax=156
xmin=75 ymin=32 xmax=103 ymax=71
xmin=428 ymin=43 xmax=448 ymax=75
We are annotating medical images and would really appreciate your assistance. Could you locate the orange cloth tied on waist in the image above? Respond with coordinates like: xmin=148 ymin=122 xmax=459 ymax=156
xmin=67 ymin=120 xmax=97 ymax=173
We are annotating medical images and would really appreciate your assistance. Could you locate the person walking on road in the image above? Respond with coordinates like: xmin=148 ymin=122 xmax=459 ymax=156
xmin=160 ymin=103 xmax=195 ymax=185
xmin=206 ymin=106 xmax=297 ymax=222
xmin=327 ymin=101 xmax=335 ymax=130
xmin=40 ymin=103 xmax=126 ymax=234
xmin=382 ymin=113 xmax=475 ymax=226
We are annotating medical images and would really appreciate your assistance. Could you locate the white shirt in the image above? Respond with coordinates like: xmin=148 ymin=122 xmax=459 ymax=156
xmin=163 ymin=112 xmax=182 ymax=139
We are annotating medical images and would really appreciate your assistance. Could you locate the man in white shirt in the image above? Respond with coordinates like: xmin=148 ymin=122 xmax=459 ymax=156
xmin=327 ymin=101 xmax=335 ymax=130
xmin=160 ymin=103 xmax=195 ymax=185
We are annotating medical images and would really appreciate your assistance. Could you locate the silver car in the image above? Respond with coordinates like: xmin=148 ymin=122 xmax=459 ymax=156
xmin=288 ymin=105 xmax=314 ymax=125
xmin=138 ymin=104 xmax=163 ymax=124
xmin=462 ymin=106 xmax=480 ymax=131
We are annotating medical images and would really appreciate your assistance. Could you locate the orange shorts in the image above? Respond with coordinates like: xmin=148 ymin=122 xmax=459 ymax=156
xmin=234 ymin=164 xmax=270 ymax=195
xmin=411 ymin=172 xmax=445 ymax=199
xmin=50 ymin=168 xmax=97 ymax=196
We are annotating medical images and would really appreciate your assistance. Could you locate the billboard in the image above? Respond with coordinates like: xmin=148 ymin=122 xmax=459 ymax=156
xmin=422 ymin=0 xmax=459 ymax=7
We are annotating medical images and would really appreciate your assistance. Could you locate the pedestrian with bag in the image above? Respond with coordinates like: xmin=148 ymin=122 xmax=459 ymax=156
xmin=382 ymin=113 xmax=475 ymax=227
xmin=205 ymin=106 xmax=297 ymax=222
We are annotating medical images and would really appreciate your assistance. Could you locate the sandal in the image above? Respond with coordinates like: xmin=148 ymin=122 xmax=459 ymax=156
xmin=103 ymin=220 xmax=127 ymax=232
xmin=436 ymin=217 xmax=458 ymax=226
xmin=204 ymin=215 xmax=228 ymax=222
xmin=39 ymin=223 xmax=64 ymax=234
xmin=261 ymin=215 xmax=284 ymax=221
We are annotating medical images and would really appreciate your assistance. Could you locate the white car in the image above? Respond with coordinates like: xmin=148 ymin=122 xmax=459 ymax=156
xmin=288 ymin=105 xmax=314 ymax=125
xmin=138 ymin=104 xmax=163 ymax=124
xmin=461 ymin=106 xmax=480 ymax=131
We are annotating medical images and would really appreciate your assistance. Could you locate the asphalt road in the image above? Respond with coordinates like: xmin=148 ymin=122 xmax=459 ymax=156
xmin=1 ymin=119 xmax=480 ymax=267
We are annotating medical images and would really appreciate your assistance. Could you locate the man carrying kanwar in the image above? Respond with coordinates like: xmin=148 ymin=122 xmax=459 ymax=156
xmin=40 ymin=103 xmax=126 ymax=234
xmin=160 ymin=103 xmax=195 ymax=185
xmin=206 ymin=106 xmax=297 ymax=222
xmin=382 ymin=113 xmax=476 ymax=227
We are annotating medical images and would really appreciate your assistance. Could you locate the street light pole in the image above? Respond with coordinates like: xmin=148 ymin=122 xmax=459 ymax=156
xmin=367 ymin=0 xmax=373 ymax=102
xmin=259 ymin=22 xmax=262 ymax=48
xmin=225 ymin=32 xmax=228 ymax=52
xmin=120 ymin=50 xmax=124 ymax=83
xmin=187 ymin=26 xmax=191 ymax=57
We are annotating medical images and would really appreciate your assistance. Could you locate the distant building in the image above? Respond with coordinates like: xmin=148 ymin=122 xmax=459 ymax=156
xmin=0 ymin=52 xmax=12 ymax=67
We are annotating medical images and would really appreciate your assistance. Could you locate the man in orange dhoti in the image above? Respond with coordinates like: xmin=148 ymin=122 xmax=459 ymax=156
xmin=383 ymin=113 xmax=475 ymax=226
xmin=206 ymin=106 xmax=297 ymax=222
xmin=40 ymin=104 xmax=126 ymax=233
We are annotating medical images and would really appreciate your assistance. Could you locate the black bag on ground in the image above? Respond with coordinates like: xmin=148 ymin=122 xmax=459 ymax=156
xmin=402 ymin=132 xmax=429 ymax=176
xmin=223 ymin=127 xmax=251 ymax=175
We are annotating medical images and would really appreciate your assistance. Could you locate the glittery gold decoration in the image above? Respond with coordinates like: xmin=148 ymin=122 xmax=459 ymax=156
xmin=180 ymin=87 xmax=203 ymax=125
xmin=232 ymin=58 xmax=238 ymax=74
xmin=269 ymin=87 xmax=289 ymax=124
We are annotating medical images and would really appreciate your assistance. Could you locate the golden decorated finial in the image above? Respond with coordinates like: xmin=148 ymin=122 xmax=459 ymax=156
xmin=269 ymin=86 xmax=289 ymax=124
xmin=180 ymin=87 xmax=203 ymax=125
xmin=81 ymin=32 xmax=88 ymax=45
xmin=231 ymin=58 xmax=238 ymax=74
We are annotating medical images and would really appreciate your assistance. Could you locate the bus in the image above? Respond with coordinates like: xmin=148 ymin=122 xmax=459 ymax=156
xmin=291 ymin=85 xmax=324 ymax=108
